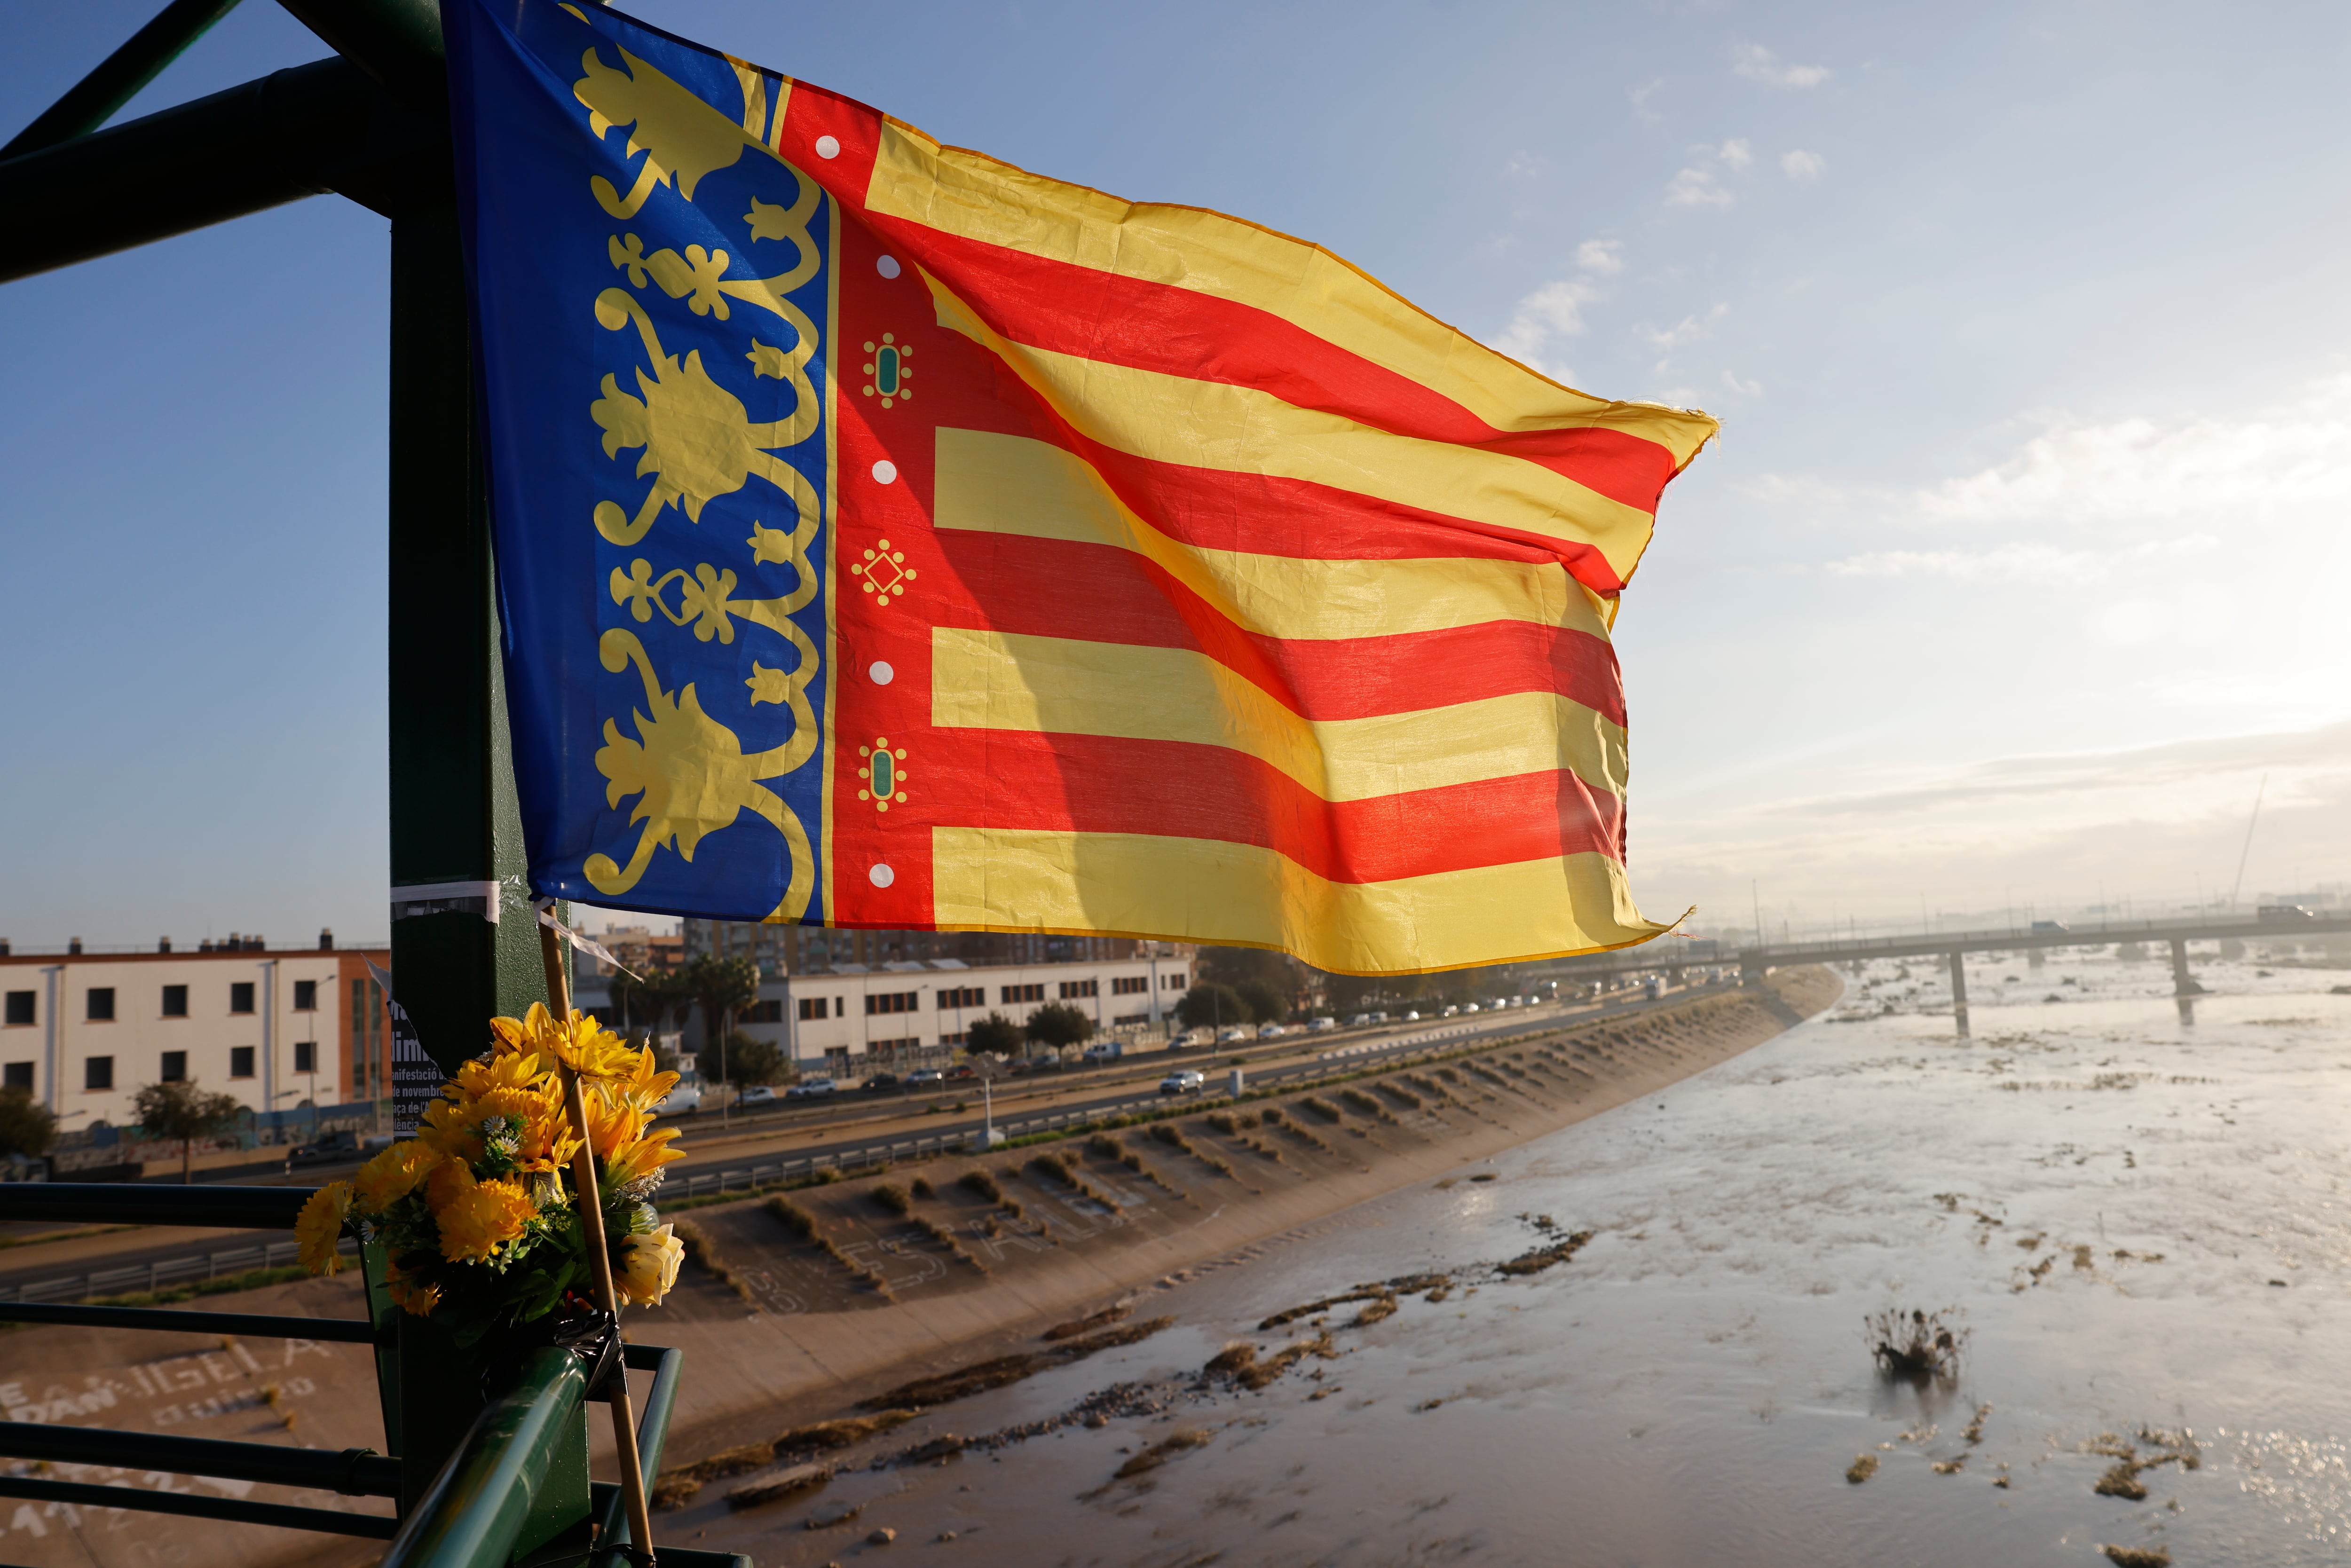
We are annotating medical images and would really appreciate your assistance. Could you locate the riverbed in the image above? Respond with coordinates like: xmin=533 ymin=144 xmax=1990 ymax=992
xmin=702 ymin=949 xmax=2351 ymax=1567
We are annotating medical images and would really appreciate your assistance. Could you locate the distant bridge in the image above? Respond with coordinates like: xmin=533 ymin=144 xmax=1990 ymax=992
xmin=1534 ymin=911 xmax=2351 ymax=1037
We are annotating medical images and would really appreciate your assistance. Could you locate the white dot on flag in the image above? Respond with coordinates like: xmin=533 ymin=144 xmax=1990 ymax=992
xmin=876 ymin=255 xmax=901 ymax=279
xmin=869 ymin=863 xmax=895 ymax=889
xmin=872 ymin=459 xmax=898 ymax=484
xmin=814 ymin=135 xmax=841 ymax=159
xmin=868 ymin=661 xmax=895 ymax=686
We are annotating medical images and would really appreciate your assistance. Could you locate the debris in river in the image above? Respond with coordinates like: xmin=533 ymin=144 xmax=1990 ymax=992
xmin=2100 ymin=1547 xmax=2170 ymax=1566
xmin=2094 ymin=1464 xmax=2147 ymax=1500
xmin=1498 ymin=1229 xmax=1594 ymax=1276
xmin=725 ymin=1463 xmax=833 ymax=1511
xmin=1113 ymin=1427 xmax=1213 ymax=1480
xmin=1044 ymin=1303 xmax=1132 ymax=1341
xmin=1846 ymin=1453 xmax=1878 ymax=1483
xmin=1865 ymin=1307 xmax=1965 ymax=1382
xmin=856 ymin=1318 xmax=1172 ymax=1410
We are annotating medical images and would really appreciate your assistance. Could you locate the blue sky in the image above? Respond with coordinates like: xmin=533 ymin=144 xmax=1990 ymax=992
xmin=5 ymin=1 xmax=2349 ymax=950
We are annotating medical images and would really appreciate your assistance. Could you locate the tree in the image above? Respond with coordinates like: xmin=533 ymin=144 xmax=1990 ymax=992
xmin=1176 ymin=982 xmax=1249 ymax=1031
xmin=1234 ymin=979 xmax=1287 ymax=1025
xmin=608 ymin=967 xmax=694 ymax=1042
xmin=964 ymin=1013 xmax=1024 ymax=1059
xmin=0 ymin=1087 xmax=57 ymax=1162
xmin=134 ymin=1080 xmax=243 ymax=1183
xmin=715 ymin=1033 xmax=782 ymax=1086
xmin=1024 ymin=1002 xmax=1095 ymax=1052
xmin=679 ymin=954 xmax=761 ymax=1087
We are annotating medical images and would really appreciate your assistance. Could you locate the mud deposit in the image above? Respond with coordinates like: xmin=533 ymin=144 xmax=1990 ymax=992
xmin=665 ymin=954 xmax=2351 ymax=1566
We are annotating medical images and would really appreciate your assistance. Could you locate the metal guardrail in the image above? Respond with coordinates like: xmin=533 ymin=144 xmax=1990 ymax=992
xmin=0 ymin=1235 xmax=359 ymax=1303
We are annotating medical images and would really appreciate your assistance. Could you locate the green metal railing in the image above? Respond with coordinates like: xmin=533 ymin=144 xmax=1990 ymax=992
xmin=0 ymin=1184 xmax=743 ymax=1568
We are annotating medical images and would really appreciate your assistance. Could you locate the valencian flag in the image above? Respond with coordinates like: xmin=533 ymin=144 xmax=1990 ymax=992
xmin=445 ymin=0 xmax=1716 ymax=976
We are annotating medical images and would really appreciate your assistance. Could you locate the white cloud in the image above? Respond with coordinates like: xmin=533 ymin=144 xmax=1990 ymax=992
xmin=1503 ymin=149 xmax=1546 ymax=179
xmin=1782 ymin=149 xmax=1826 ymax=181
xmin=1491 ymin=278 xmax=1597 ymax=378
xmin=1629 ymin=77 xmax=1665 ymax=121
xmin=1822 ymin=536 xmax=2217 ymax=584
xmin=1721 ymin=370 xmax=1762 ymax=397
xmin=1917 ymin=377 xmax=2351 ymax=524
xmin=1575 ymin=238 xmax=1625 ymax=275
xmin=1734 ymin=45 xmax=1830 ymax=89
xmin=1665 ymin=140 xmax=1751 ymax=208
xmin=1641 ymin=302 xmax=1729 ymax=352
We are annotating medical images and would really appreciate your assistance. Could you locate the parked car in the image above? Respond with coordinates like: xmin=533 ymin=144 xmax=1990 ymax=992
xmin=863 ymin=1072 xmax=901 ymax=1093
xmin=1216 ymin=1025 xmax=1250 ymax=1044
xmin=774 ymin=1080 xmax=824 ymax=1103
xmin=907 ymin=1068 xmax=944 ymax=1088
xmin=1082 ymin=1042 xmax=1123 ymax=1064
xmin=1345 ymin=1013 xmax=1373 ymax=1027
xmin=652 ymin=1081 xmax=702 ymax=1117
xmin=1462 ymin=1002 xmax=1480 ymax=1013
xmin=1441 ymin=1005 xmax=1459 ymax=1017
xmin=1256 ymin=1023 xmax=1285 ymax=1039
xmin=1307 ymin=1016 xmax=1336 ymax=1032
xmin=287 ymin=1128 xmax=361 ymax=1168
xmin=1402 ymin=1010 xmax=1420 ymax=1021
xmin=1368 ymin=1011 xmax=1389 ymax=1024
xmin=1160 ymin=1070 xmax=1206 ymax=1096
xmin=944 ymin=1064 xmax=978 ymax=1080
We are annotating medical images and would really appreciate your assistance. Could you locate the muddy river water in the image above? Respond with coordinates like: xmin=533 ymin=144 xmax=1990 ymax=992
xmin=711 ymin=952 xmax=2351 ymax=1566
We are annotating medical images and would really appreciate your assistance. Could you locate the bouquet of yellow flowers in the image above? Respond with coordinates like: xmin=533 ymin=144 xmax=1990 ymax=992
xmin=293 ymin=1004 xmax=687 ymax=1341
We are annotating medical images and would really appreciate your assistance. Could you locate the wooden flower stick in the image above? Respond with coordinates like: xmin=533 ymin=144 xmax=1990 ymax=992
xmin=541 ymin=916 xmax=658 ymax=1563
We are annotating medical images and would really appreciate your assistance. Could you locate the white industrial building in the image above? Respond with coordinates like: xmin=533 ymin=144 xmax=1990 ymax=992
xmin=581 ymin=952 xmax=1191 ymax=1073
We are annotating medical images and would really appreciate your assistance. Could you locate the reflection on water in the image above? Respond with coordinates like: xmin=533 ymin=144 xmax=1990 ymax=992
xmin=725 ymin=953 xmax=2351 ymax=1566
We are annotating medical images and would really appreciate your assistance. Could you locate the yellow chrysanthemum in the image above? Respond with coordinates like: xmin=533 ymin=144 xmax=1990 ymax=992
xmin=615 ymin=1225 xmax=684 ymax=1307
xmin=435 ymin=1176 xmax=537 ymax=1263
xmin=386 ymin=1261 xmax=442 ymax=1318
xmin=294 ymin=1182 xmax=353 ymax=1276
xmin=426 ymin=1152 xmax=478 ymax=1214
xmin=451 ymin=1049 xmax=548 ymax=1099
xmin=353 ymin=1142 xmax=440 ymax=1215
xmin=417 ymin=1096 xmax=487 ymax=1166
xmin=606 ymin=1127 xmax=685 ymax=1191
xmin=489 ymin=1003 xmax=634 ymax=1083
xmin=601 ymin=1047 xmax=680 ymax=1114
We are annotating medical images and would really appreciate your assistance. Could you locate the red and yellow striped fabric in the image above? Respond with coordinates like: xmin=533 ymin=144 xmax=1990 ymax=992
xmin=796 ymin=96 xmax=1717 ymax=974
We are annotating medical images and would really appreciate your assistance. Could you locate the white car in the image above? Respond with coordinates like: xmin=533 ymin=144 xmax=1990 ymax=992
xmin=1307 ymin=1016 xmax=1337 ymax=1032
xmin=776 ymin=1080 xmax=828 ymax=1102
xmin=1216 ymin=1025 xmax=1250 ymax=1044
xmin=907 ymin=1068 xmax=944 ymax=1088
xmin=1257 ymin=1023 xmax=1285 ymax=1039
xmin=1346 ymin=1013 xmax=1373 ymax=1027
xmin=1369 ymin=1011 xmax=1390 ymax=1024
xmin=1462 ymin=1002 xmax=1480 ymax=1013
xmin=1402 ymin=1010 xmax=1420 ymax=1021
xmin=1160 ymin=1070 xmax=1206 ymax=1096
xmin=653 ymin=1082 xmax=702 ymax=1117
xmin=1441 ymin=1005 xmax=1459 ymax=1017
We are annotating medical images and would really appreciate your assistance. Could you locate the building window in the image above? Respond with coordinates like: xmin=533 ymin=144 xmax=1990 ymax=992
xmin=1113 ymin=1013 xmax=1150 ymax=1027
xmin=1059 ymin=978 xmax=1098 ymax=999
xmin=744 ymin=999 xmax=784 ymax=1024
xmin=161 ymin=985 xmax=189 ymax=1018
xmin=292 ymin=979 xmax=317 ymax=1011
xmin=3 ymin=993 xmax=31 ymax=1027
xmin=936 ymin=986 xmax=983 ymax=1010
xmin=834 ymin=997 xmax=846 ymax=1017
xmin=293 ymin=1041 xmax=316 ymax=1074
xmin=939 ymin=1030 xmax=966 ymax=1047
xmin=160 ymin=1051 xmax=188 ymax=1083
xmin=1112 ymin=976 xmax=1150 ymax=995
xmin=869 ymin=1036 xmax=923 ymax=1053
xmin=228 ymin=1046 xmax=255 ymax=1079
xmin=1164 ymin=972 xmax=1187 ymax=989
xmin=86 ymin=988 xmax=115 ymax=1022
xmin=229 ymin=982 xmax=255 ymax=1015
xmin=84 ymin=1057 xmax=113 ymax=1092
xmin=1000 ymin=984 xmax=1044 ymax=1005
xmin=823 ymin=1046 xmax=851 ymax=1066
xmin=797 ymin=997 xmax=826 ymax=1021
xmin=3 ymin=1063 xmax=30 ymax=1091
xmin=865 ymin=992 xmax=918 ymax=1016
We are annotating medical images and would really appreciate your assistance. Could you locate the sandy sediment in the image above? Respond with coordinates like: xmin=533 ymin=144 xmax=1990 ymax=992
xmin=621 ymin=969 xmax=1842 ymax=1480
